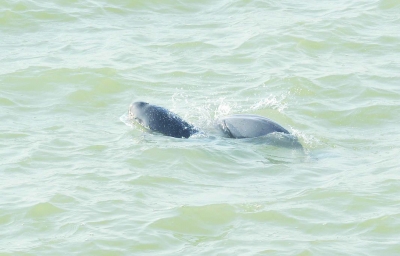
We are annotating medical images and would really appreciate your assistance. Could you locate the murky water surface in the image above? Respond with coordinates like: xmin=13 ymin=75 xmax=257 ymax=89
xmin=1 ymin=0 xmax=400 ymax=255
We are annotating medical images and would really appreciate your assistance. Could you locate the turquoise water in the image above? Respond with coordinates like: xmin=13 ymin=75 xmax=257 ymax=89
xmin=1 ymin=0 xmax=400 ymax=255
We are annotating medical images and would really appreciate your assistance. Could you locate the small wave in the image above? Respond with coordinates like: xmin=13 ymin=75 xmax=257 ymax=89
xmin=290 ymin=128 xmax=321 ymax=149
xmin=120 ymin=112 xmax=133 ymax=128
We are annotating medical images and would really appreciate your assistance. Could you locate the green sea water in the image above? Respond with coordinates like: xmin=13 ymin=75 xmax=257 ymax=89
xmin=1 ymin=0 xmax=400 ymax=255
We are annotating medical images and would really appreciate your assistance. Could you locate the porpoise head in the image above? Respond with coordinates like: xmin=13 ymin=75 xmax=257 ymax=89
xmin=129 ymin=101 xmax=149 ymax=126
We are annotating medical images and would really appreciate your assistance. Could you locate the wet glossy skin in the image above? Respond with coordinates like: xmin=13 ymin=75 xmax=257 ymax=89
xmin=129 ymin=102 xmax=199 ymax=138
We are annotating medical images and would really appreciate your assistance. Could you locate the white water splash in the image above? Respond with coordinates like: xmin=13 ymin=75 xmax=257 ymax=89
xmin=250 ymin=94 xmax=288 ymax=113
xmin=213 ymin=97 xmax=238 ymax=118
xmin=120 ymin=113 xmax=133 ymax=128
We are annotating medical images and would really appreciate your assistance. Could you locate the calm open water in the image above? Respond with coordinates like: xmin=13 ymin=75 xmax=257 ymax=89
xmin=1 ymin=0 xmax=400 ymax=255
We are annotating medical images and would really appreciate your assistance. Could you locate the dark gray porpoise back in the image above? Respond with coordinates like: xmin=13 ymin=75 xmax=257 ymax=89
xmin=131 ymin=102 xmax=199 ymax=138
xmin=217 ymin=114 xmax=290 ymax=138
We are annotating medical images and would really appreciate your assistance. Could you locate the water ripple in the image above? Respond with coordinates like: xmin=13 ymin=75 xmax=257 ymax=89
xmin=1 ymin=0 xmax=400 ymax=255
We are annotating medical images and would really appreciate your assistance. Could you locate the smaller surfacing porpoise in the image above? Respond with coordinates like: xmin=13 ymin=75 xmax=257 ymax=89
xmin=129 ymin=101 xmax=199 ymax=138
xmin=216 ymin=114 xmax=290 ymax=139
